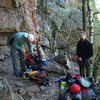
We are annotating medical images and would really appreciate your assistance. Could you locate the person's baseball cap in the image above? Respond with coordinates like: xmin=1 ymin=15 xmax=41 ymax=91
xmin=24 ymin=33 xmax=34 ymax=42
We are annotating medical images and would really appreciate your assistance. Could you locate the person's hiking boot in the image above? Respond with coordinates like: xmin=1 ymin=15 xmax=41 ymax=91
xmin=14 ymin=71 xmax=23 ymax=77
xmin=19 ymin=71 xmax=24 ymax=77
xmin=14 ymin=72 xmax=20 ymax=77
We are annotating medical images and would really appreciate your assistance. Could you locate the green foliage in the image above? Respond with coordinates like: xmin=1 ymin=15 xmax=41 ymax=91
xmin=49 ymin=6 xmax=82 ymax=30
xmin=37 ymin=0 xmax=82 ymax=54
xmin=91 ymin=0 xmax=100 ymax=53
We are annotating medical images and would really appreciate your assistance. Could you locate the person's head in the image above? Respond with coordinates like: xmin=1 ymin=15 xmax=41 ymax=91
xmin=79 ymin=31 xmax=87 ymax=41
xmin=24 ymin=33 xmax=35 ymax=43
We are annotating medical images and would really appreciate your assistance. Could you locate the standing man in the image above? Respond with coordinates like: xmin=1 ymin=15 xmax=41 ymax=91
xmin=9 ymin=32 xmax=35 ymax=76
xmin=76 ymin=31 xmax=93 ymax=77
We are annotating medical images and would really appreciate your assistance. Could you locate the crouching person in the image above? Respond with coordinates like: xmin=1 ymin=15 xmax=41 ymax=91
xmin=9 ymin=32 xmax=35 ymax=77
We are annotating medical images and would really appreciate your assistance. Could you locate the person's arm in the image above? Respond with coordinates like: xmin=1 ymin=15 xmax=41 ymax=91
xmin=76 ymin=42 xmax=80 ymax=57
xmin=88 ymin=43 xmax=93 ymax=57
xmin=75 ymin=41 xmax=83 ymax=61
xmin=13 ymin=38 xmax=23 ymax=52
xmin=85 ymin=43 xmax=93 ymax=59
xmin=27 ymin=43 xmax=35 ymax=54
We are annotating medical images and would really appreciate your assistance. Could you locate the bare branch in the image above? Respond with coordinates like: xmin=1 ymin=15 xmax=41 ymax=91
xmin=93 ymin=12 xmax=100 ymax=16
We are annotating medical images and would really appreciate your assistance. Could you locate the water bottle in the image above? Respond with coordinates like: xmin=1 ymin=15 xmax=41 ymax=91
xmin=60 ymin=81 xmax=66 ymax=90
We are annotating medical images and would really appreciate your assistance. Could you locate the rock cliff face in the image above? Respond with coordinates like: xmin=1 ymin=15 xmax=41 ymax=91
xmin=0 ymin=0 xmax=37 ymax=33
xmin=0 ymin=0 xmax=37 ymax=45
xmin=0 ymin=1 xmax=38 ymax=98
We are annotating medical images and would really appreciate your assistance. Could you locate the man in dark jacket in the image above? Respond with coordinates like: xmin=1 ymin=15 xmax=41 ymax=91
xmin=76 ymin=31 xmax=93 ymax=77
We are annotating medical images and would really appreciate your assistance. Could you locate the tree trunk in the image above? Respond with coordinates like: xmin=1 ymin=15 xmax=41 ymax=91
xmin=82 ymin=0 xmax=87 ymax=32
xmin=87 ymin=0 xmax=94 ymax=43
